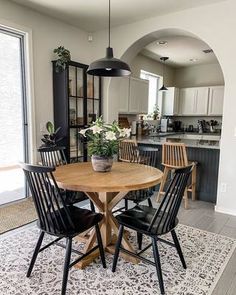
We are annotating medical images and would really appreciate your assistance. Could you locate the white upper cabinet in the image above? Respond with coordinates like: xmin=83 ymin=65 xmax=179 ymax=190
xmin=195 ymin=87 xmax=209 ymax=115
xmin=178 ymin=86 xmax=223 ymax=116
xmin=117 ymin=80 xmax=224 ymax=116
xmin=129 ymin=78 xmax=142 ymax=113
xmin=208 ymin=86 xmax=224 ymax=116
xmin=162 ymin=87 xmax=179 ymax=116
xmin=117 ymin=77 xmax=129 ymax=113
xmin=178 ymin=88 xmax=196 ymax=115
xmin=118 ymin=77 xmax=149 ymax=114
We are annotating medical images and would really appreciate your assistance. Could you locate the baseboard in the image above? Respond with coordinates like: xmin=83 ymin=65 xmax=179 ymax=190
xmin=215 ymin=205 xmax=236 ymax=216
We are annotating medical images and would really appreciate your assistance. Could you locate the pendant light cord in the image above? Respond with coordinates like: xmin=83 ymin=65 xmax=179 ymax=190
xmin=162 ymin=59 xmax=165 ymax=84
xmin=108 ymin=0 xmax=111 ymax=47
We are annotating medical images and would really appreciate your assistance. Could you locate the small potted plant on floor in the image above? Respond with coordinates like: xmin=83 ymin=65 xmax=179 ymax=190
xmin=79 ymin=117 xmax=131 ymax=172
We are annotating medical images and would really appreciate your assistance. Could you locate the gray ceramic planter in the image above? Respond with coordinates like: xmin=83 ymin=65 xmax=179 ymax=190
xmin=91 ymin=155 xmax=113 ymax=172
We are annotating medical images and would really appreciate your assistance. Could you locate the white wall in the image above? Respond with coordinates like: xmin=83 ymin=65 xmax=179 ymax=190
xmin=132 ymin=55 xmax=224 ymax=88
xmin=0 ymin=0 xmax=91 ymax=157
xmin=91 ymin=0 xmax=236 ymax=216
xmin=0 ymin=0 xmax=234 ymax=216
xmin=174 ymin=63 xmax=224 ymax=87
xmin=131 ymin=54 xmax=175 ymax=86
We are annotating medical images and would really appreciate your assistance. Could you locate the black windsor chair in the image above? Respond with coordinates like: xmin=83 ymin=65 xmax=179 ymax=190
xmin=117 ymin=145 xmax=159 ymax=249
xmin=38 ymin=146 xmax=94 ymax=210
xmin=117 ymin=145 xmax=159 ymax=210
xmin=21 ymin=163 xmax=106 ymax=295
xmin=124 ymin=146 xmax=159 ymax=208
xmin=112 ymin=165 xmax=193 ymax=295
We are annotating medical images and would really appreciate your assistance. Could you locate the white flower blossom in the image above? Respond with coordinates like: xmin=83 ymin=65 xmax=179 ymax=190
xmin=120 ymin=128 xmax=131 ymax=138
xmin=90 ymin=125 xmax=103 ymax=134
xmin=117 ymin=126 xmax=122 ymax=133
xmin=79 ymin=128 xmax=88 ymax=137
xmin=105 ymin=131 xmax=117 ymax=141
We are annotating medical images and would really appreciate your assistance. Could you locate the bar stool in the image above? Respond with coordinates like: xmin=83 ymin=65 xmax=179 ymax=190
xmin=156 ymin=142 xmax=197 ymax=209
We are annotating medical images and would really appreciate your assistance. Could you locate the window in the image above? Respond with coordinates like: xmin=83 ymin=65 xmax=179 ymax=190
xmin=0 ymin=26 xmax=29 ymax=204
xmin=140 ymin=70 xmax=163 ymax=115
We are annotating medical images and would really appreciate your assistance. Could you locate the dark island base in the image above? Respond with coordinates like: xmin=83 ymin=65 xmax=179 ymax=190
xmin=138 ymin=144 xmax=220 ymax=204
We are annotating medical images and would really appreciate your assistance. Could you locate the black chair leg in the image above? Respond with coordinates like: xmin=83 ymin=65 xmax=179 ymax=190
xmin=147 ymin=198 xmax=153 ymax=207
xmin=112 ymin=225 xmax=124 ymax=272
xmin=137 ymin=232 xmax=143 ymax=250
xmin=152 ymin=237 xmax=165 ymax=295
xmin=171 ymin=229 xmax=187 ymax=269
xmin=95 ymin=224 xmax=106 ymax=268
xmin=125 ymin=199 xmax=128 ymax=210
xmin=27 ymin=231 xmax=45 ymax=277
xmin=61 ymin=237 xmax=72 ymax=295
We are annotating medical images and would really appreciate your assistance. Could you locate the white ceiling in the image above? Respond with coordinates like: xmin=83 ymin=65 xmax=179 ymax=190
xmin=12 ymin=0 xmax=225 ymax=32
xmin=141 ymin=36 xmax=218 ymax=68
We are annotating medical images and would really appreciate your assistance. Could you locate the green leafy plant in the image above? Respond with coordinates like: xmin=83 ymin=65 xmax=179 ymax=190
xmin=152 ymin=104 xmax=160 ymax=120
xmin=53 ymin=46 xmax=71 ymax=72
xmin=41 ymin=121 xmax=63 ymax=146
xmin=79 ymin=117 xmax=131 ymax=157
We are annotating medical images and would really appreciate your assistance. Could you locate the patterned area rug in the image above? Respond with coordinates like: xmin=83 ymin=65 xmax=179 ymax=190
xmin=0 ymin=198 xmax=37 ymax=234
xmin=0 ymin=224 xmax=235 ymax=295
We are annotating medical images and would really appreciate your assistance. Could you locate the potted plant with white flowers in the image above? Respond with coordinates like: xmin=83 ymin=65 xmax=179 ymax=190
xmin=79 ymin=117 xmax=131 ymax=172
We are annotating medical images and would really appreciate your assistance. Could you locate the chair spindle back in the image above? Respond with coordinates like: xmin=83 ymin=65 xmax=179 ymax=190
xmin=21 ymin=163 xmax=74 ymax=234
xmin=38 ymin=146 xmax=67 ymax=167
xmin=137 ymin=146 xmax=159 ymax=167
xmin=148 ymin=165 xmax=193 ymax=235
xmin=119 ymin=140 xmax=138 ymax=162
xmin=162 ymin=143 xmax=188 ymax=168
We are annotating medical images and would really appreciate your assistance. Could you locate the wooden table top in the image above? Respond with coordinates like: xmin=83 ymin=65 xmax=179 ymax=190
xmin=53 ymin=162 xmax=163 ymax=192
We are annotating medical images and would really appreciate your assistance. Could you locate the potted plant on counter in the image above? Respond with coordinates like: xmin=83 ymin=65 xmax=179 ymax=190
xmin=79 ymin=117 xmax=131 ymax=172
xmin=152 ymin=104 xmax=160 ymax=120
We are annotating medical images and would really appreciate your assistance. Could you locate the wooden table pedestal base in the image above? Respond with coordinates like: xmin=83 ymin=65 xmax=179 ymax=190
xmin=74 ymin=191 xmax=139 ymax=269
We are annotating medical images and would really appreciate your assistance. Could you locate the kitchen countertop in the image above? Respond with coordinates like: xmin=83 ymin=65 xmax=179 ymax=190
xmin=134 ymin=132 xmax=220 ymax=149
xmin=148 ymin=131 xmax=221 ymax=137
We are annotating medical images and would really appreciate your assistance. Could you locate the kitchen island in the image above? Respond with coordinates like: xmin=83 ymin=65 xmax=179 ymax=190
xmin=134 ymin=133 xmax=220 ymax=203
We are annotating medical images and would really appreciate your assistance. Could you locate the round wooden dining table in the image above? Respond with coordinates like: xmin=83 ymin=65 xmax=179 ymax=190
xmin=53 ymin=161 xmax=163 ymax=268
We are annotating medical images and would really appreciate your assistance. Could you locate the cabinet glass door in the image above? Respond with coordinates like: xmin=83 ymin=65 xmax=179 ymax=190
xmin=69 ymin=66 xmax=84 ymax=126
xmin=86 ymin=74 xmax=101 ymax=123
xmin=68 ymin=65 xmax=86 ymax=162
xmin=94 ymin=76 xmax=100 ymax=99
xmin=76 ymin=67 xmax=84 ymax=125
xmin=69 ymin=128 xmax=84 ymax=162
xmin=68 ymin=66 xmax=76 ymax=97
xmin=87 ymin=99 xmax=94 ymax=124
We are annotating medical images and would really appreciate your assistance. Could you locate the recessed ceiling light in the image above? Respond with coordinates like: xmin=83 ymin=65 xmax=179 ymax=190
xmin=189 ymin=58 xmax=198 ymax=62
xmin=157 ymin=40 xmax=168 ymax=45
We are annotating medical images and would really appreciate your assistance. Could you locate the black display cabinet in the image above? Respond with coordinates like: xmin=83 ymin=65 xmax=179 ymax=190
xmin=52 ymin=60 xmax=102 ymax=162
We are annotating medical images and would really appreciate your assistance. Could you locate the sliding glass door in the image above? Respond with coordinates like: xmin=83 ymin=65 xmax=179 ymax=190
xmin=0 ymin=28 xmax=28 ymax=205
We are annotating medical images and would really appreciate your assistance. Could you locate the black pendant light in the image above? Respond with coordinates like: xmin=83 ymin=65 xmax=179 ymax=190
xmin=159 ymin=56 xmax=169 ymax=91
xmin=87 ymin=0 xmax=131 ymax=77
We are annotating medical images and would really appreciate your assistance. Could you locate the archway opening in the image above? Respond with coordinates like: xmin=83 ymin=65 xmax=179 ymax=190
xmin=107 ymin=28 xmax=225 ymax=206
